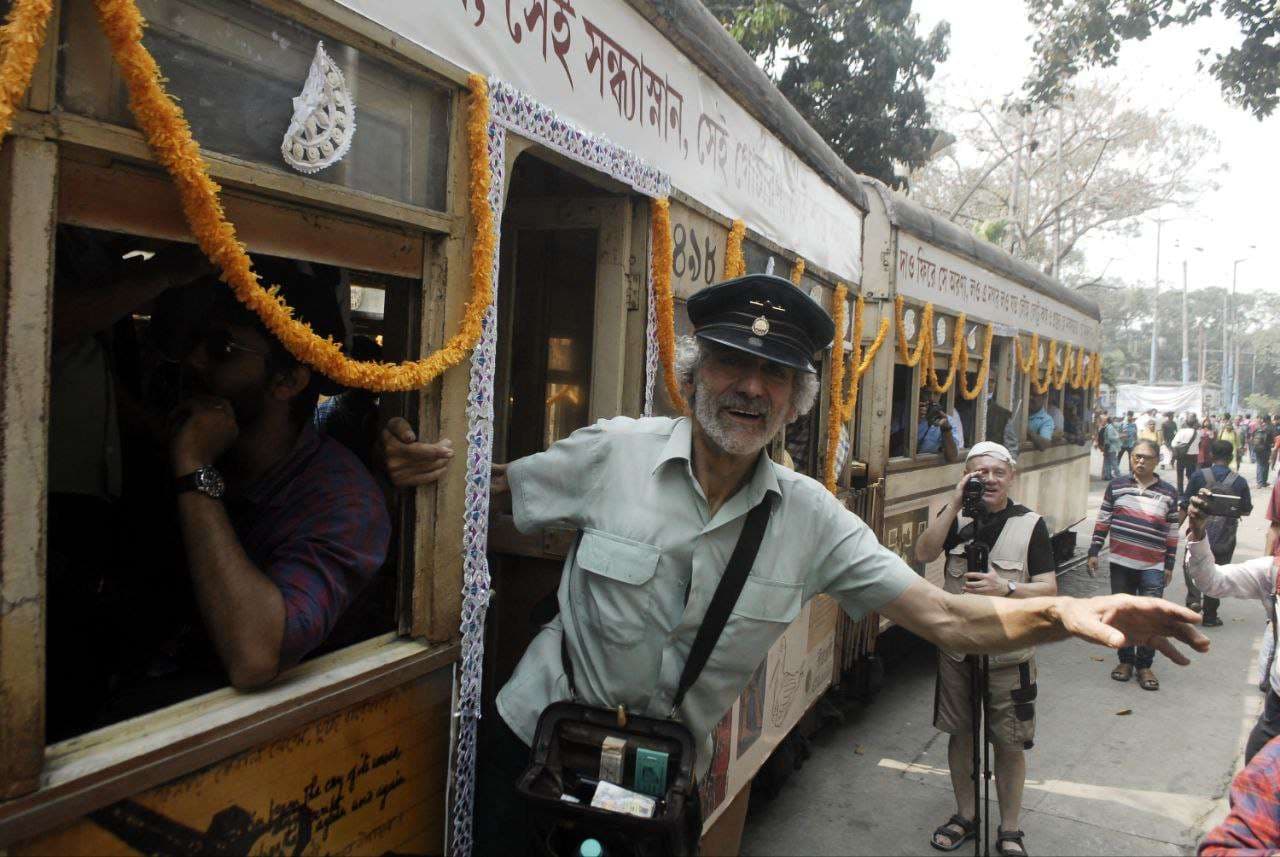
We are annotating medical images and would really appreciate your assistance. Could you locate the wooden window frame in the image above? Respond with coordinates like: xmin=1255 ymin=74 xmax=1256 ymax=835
xmin=0 ymin=0 xmax=480 ymax=835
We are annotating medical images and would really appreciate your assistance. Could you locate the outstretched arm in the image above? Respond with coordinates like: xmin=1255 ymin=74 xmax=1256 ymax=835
xmin=878 ymin=577 xmax=1208 ymax=663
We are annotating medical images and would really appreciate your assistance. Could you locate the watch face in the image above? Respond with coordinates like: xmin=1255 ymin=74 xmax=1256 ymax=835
xmin=197 ymin=467 xmax=226 ymax=499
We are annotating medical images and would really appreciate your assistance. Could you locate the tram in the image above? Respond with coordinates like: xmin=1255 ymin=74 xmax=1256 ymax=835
xmin=0 ymin=0 xmax=1101 ymax=853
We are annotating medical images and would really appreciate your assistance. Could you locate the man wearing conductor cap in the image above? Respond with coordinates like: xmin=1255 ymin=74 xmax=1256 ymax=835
xmin=914 ymin=442 xmax=1058 ymax=855
xmin=474 ymin=274 xmax=1207 ymax=851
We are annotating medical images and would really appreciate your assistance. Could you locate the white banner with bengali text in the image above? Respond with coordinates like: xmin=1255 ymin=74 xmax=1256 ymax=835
xmin=335 ymin=0 xmax=864 ymax=282
xmin=895 ymin=237 xmax=1100 ymax=348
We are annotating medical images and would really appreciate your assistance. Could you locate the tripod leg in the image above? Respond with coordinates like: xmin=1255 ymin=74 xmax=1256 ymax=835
xmin=983 ymin=656 xmax=991 ymax=857
xmin=970 ymin=656 xmax=981 ymax=857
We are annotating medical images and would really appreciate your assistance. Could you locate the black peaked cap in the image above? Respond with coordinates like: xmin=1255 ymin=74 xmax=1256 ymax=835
xmin=686 ymin=274 xmax=835 ymax=374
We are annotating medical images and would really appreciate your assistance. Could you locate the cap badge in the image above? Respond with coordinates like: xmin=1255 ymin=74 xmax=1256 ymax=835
xmin=751 ymin=315 xmax=771 ymax=336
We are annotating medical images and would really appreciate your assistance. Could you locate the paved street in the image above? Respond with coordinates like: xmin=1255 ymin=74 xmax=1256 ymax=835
xmin=742 ymin=459 xmax=1272 ymax=856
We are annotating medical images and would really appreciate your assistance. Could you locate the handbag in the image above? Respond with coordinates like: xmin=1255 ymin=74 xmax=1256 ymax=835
xmin=516 ymin=499 xmax=772 ymax=857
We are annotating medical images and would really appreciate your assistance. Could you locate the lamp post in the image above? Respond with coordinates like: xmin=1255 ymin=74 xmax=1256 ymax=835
xmin=1177 ymin=244 xmax=1203 ymax=384
xmin=1149 ymin=218 xmax=1172 ymax=384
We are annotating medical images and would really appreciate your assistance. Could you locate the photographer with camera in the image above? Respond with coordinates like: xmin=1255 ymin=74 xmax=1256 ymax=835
xmin=915 ymin=442 xmax=1058 ymax=856
xmin=1089 ymin=439 xmax=1181 ymax=691
xmin=1179 ymin=440 xmax=1252 ymax=628
xmin=1185 ymin=489 xmax=1280 ymax=763
xmin=919 ymin=392 xmax=962 ymax=462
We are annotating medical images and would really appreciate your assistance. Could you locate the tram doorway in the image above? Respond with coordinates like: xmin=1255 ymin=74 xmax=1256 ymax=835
xmin=482 ymin=152 xmax=640 ymax=709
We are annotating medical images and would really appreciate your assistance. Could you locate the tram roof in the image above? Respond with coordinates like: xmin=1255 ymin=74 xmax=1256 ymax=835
xmin=626 ymin=0 xmax=870 ymax=213
xmin=879 ymin=185 xmax=1103 ymax=322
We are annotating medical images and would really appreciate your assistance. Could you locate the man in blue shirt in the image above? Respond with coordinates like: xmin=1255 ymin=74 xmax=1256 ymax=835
xmin=1179 ymin=439 xmax=1252 ymax=627
xmin=1121 ymin=411 xmax=1139 ymax=473
xmin=917 ymin=393 xmax=960 ymax=462
xmin=1026 ymin=391 xmax=1055 ymax=451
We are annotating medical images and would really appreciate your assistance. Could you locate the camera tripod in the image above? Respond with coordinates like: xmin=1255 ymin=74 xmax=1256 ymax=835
xmin=965 ymin=536 xmax=993 ymax=857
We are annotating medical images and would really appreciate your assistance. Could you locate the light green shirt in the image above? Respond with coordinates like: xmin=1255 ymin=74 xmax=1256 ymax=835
xmin=496 ymin=416 xmax=918 ymax=773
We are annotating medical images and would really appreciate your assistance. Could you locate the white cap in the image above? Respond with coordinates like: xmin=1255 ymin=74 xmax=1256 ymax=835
xmin=965 ymin=441 xmax=1016 ymax=466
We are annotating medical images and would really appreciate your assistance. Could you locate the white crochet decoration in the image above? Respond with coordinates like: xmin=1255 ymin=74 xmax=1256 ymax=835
xmin=281 ymin=42 xmax=355 ymax=175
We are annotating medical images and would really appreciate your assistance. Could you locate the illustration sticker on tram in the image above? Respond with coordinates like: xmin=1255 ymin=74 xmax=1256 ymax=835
xmin=883 ymin=507 xmax=930 ymax=577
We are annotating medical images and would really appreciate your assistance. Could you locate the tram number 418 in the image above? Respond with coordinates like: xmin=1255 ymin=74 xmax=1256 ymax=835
xmin=672 ymin=223 xmax=718 ymax=286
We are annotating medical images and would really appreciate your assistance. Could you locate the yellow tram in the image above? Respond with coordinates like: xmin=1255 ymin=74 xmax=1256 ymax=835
xmin=0 ymin=0 xmax=1101 ymax=853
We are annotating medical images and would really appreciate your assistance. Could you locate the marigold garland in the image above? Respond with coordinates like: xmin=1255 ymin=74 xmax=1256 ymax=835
xmin=957 ymin=322 xmax=995 ymax=401
xmin=1031 ymin=340 xmax=1058 ymax=395
xmin=840 ymin=296 xmax=890 ymax=423
xmin=0 ymin=0 xmax=52 ymax=145
xmin=725 ymin=218 xmax=746 ymax=279
xmin=823 ymin=284 xmax=849 ymax=492
xmin=1015 ymin=333 xmax=1040 ymax=376
xmin=42 ymin=0 xmax=494 ymax=392
xmin=894 ymin=295 xmax=933 ymax=368
xmin=1053 ymin=344 xmax=1075 ymax=390
xmin=651 ymin=196 xmax=687 ymax=414
xmin=923 ymin=312 xmax=965 ymax=395
xmin=790 ymin=258 xmax=805 ymax=286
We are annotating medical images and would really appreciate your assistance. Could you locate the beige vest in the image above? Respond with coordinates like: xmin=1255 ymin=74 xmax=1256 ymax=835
xmin=942 ymin=509 xmax=1041 ymax=666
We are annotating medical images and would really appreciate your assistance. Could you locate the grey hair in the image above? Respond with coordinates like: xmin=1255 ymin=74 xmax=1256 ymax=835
xmin=673 ymin=335 xmax=820 ymax=417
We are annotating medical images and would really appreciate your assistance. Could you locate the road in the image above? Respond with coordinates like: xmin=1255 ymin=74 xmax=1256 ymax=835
xmin=742 ymin=460 xmax=1272 ymax=856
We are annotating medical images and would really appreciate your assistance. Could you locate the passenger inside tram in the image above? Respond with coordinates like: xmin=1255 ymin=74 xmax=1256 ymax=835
xmin=1025 ymin=390 xmax=1056 ymax=451
xmin=45 ymin=226 xmax=413 ymax=741
xmin=917 ymin=391 xmax=961 ymax=462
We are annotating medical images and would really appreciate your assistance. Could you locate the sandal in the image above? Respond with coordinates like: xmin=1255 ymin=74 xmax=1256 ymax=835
xmin=997 ymin=827 xmax=1028 ymax=856
xmin=930 ymin=814 xmax=976 ymax=852
xmin=1138 ymin=668 xmax=1159 ymax=691
xmin=1111 ymin=663 xmax=1133 ymax=682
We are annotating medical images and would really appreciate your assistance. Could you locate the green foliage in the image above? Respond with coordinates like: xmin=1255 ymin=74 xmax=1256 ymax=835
xmin=1245 ymin=393 xmax=1280 ymax=417
xmin=707 ymin=0 xmax=949 ymax=187
xmin=1024 ymin=0 xmax=1280 ymax=118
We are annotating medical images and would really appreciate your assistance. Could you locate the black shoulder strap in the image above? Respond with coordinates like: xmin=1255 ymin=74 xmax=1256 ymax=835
xmin=670 ymin=497 xmax=773 ymax=714
xmin=559 ymin=496 xmax=773 ymax=715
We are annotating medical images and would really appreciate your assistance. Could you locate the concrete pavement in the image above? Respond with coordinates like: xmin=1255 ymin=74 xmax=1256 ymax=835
xmin=742 ymin=461 xmax=1272 ymax=856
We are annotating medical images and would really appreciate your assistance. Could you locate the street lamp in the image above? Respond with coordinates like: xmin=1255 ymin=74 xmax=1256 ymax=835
xmin=1227 ymin=246 xmax=1256 ymax=413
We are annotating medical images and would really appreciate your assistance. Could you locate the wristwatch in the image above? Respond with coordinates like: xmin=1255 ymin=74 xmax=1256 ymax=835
xmin=1006 ymin=579 xmax=1018 ymax=596
xmin=175 ymin=465 xmax=226 ymax=500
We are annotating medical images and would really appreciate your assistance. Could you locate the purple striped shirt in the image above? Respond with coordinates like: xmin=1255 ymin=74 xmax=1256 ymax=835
xmin=228 ymin=424 xmax=390 ymax=667
xmin=1088 ymin=475 xmax=1180 ymax=573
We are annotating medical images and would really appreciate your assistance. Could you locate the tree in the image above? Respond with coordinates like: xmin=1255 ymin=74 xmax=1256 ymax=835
xmin=1024 ymin=0 xmax=1280 ymax=119
xmin=707 ymin=0 xmax=949 ymax=187
xmin=907 ymin=81 xmax=1220 ymax=275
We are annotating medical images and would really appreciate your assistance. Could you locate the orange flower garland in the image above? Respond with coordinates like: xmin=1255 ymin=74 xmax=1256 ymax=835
xmin=651 ymin=196 xmax=687 ymax=415
xmin=725 ymin=218 xmax=746 ymax=278
xmin=894 ymin=295 xmax=933 ymax=368
xmin=1031 ymin=340 xmax=1058 ymax=395
xmin=957 ymin=322 xmax=995 ymax=401
xmin=923 ymin=312 xmax=966 ymax=395
xmin=1053 ymin=345 xmax=1075 ymax=390
xmin=84 ymin=0 xmax=497 ymax=391
xmin=0 ymin=0 xmax=52 ymax=145
xmin=1015 ymin=333 xmax=1040 ymax=376
xmin=823 ymin=284 xmax=849 ymax=492
xmin=840 ymin=296 xmax=890 ymax=423
xmin=790 ymin=258 xmax=805 ymax=285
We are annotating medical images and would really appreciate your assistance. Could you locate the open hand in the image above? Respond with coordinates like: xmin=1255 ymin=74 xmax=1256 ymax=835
xmin=380 ymin=417 xmax=453 ymax=489
xmin=1055 ymin=594 xmax=1208 ymax=665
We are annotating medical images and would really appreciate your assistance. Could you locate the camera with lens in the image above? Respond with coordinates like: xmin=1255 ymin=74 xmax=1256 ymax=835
xmin=925 ymin=401 xmax=947 ymax=425
xmin=961 ymin=476 xmax=987 ymax=519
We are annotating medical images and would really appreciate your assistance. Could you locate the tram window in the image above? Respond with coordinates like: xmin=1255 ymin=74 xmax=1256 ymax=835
xmin=955 ymin=368 xmax=980 ymax=450
xmin=888 ymin=363 xmax=914 ymax=458
xmin=45 ymin=225 xmax=416 ymax=742
xmin=58 ymin=0 xmax=451 ymax=210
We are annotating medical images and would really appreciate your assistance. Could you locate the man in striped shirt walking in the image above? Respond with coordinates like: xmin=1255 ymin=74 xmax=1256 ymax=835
xmin=1088 ymin=439 xmax=1181 ymax=690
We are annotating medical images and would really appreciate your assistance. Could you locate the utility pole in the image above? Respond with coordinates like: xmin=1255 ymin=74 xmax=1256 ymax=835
xmin=1181 ymin=259 xmax=1189 ymax=383
xmin=1199 ymin=326 xmax=1206 ymax=384
xmin=1228 ymin=252 xmax=1253 ymax=413
xmin=1233 ymin=339 xmax=1243 ymax=414
xmin=1148 ymin=218 xmax=1167 ymax=384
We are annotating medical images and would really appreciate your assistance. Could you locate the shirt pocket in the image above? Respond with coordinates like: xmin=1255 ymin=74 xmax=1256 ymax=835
xmin=574 ymin=528 xmax=661 ymax=645
xmin=991 ymin=559 xmax=1025 ymax=583
xmin=717 ymin=576 xmax=804 ymax=666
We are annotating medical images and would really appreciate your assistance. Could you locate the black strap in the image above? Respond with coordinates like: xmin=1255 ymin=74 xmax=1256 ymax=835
xmin=560 ymin=497 xmax=773 ymax=716
xmin=670 ymin=497 xmax=773 ymax=713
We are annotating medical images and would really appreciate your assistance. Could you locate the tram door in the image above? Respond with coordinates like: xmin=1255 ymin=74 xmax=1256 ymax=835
xmin=484 ymin=155 xmax=635 ymax=708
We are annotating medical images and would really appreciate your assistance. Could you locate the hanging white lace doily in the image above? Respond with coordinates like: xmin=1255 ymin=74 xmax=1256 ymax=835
xmin=281 ymin=41 xmax=355 ymax=175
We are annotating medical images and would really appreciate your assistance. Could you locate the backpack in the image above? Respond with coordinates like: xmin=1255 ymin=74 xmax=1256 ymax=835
xmin=1199 ymin=467 xmax=1241 ymax=562
xmin=1171 ymin=427 xmax=1194 ymax=457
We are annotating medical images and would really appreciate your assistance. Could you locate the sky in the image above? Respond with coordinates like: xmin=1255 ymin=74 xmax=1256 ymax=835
xmin=911 ymin=0 xmax=1279 ymax=298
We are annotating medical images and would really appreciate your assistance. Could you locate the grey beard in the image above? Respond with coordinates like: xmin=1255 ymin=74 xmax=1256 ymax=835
xmin=691 ymin=377 xmax=787 ymax=457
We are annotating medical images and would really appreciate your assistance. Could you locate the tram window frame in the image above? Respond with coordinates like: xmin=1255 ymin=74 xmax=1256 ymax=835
xmin=0 ymin=2 xmax=472 ymax=811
